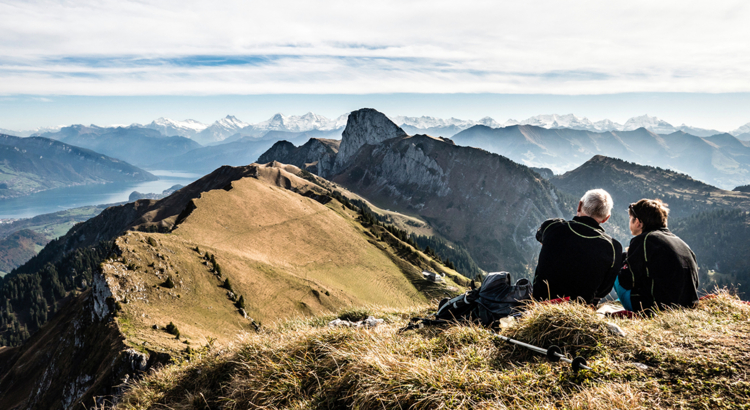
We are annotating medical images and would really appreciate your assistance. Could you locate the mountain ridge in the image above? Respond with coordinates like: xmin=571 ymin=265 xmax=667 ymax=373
xmin=0 ymin=134 xmax=156 ymax=199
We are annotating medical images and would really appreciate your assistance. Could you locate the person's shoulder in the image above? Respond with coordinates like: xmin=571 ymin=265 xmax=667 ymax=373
xmin=628 ymin=232 xmax=647 ymax=247
xmin=536 ymin=218 xmax=567 ymax=241
xmin=540 ymin=218 xmax=566 ymax=230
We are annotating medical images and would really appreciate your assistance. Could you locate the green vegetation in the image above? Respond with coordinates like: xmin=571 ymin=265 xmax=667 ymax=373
xmin=165 ymin=321 xmax=180 ymax=339
xmin=235 ymin=295 xmax=245 ymax=309
xmin=222 ymin=278 xmax=233 ymax=292
xmin=411 ymin=234 xmax=483 ymax=278
xmin=672 ymin=208 xmax=750 ymax=292
xmin=0 ymin=240 xmax=112 ymax=346
xmin=115 ymin=292 xmax=750 ymax=410
xmin=0 ymin=229 xmax=49 ymax=274
xmin=353 ymin=199 xmax=482 ymax=278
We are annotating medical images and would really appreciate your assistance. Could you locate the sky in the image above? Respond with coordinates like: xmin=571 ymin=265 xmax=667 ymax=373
xmin=1 ymin=0 xmax=750 ymax=131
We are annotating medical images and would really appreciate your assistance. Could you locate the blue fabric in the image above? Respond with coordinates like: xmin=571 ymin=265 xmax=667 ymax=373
xmin=614 ymin=277 xmax=633 ymax=311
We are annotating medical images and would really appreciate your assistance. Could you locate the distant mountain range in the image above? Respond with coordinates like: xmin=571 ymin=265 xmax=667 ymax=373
xmin=141 ymin=113 xmax=348 ymax=145
xmin=5 ymin=112 xmax=749 ymax=143
xmin=35 ymin=125 xmax=202 ymax=169
xmin=0 ymin=134 xmax=156 ymax=199
xmin=451 ymin=125 xmax=750 ymax=189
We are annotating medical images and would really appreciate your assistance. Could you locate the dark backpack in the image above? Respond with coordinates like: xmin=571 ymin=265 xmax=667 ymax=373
xmin=403 ymin=271 xmax=533 ymax=331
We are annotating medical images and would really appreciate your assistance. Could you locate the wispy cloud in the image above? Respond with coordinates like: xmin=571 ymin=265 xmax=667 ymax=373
xmin=0 ymin=0 xmax=749 ymax=95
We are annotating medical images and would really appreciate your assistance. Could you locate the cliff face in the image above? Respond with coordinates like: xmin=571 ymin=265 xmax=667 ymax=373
xmin=334 ymin=133 xmax=571 ymax=273
xmin=334 ymin=109 xmax=407 ymax=173
xmin=0 ymin=285 xmax=159 ymax=410
xmin=258 ymin=138 xmax=340 ymax=178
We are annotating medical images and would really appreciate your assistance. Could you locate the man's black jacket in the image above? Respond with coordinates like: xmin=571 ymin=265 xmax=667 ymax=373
xmin=619 ymin=227 xmax=699 ymax=311
xmin=532 ymin=216 xmax=622 ymax=304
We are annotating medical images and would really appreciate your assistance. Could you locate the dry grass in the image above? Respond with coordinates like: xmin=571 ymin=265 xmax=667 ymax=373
xmin=114 ymin=291 xmax=750 ymax=410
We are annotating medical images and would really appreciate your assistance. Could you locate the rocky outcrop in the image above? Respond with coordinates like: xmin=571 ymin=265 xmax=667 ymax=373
xmin=334 ymin=109 xmax=407 ymax=172
xmin=258 ymin=138 xmax=340 ymax=178
xmin=0 ymin=285 xmax=160 ymax=410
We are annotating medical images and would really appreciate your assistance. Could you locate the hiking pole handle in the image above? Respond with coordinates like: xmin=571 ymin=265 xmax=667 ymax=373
xmin=496 ymin=335 xmax=592 ymax=371
xmin=547 ymin=345 xmax=591 ymax=371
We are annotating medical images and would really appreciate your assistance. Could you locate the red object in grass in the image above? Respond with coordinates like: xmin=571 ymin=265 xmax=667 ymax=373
xmin=542 ymin=297 xmax=570 ymax=305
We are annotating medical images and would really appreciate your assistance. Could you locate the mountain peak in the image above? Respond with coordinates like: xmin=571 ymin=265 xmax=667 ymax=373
xmin=335 ymin=108 xmax=407 ymax=171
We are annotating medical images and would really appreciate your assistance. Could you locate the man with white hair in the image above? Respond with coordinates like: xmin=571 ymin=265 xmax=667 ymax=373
xmin=532 ymin=189 xmax=623 ymax=305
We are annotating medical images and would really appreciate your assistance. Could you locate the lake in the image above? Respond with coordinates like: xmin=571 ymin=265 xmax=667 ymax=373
xmin=0 ymin=170 xmax=202 ymax=219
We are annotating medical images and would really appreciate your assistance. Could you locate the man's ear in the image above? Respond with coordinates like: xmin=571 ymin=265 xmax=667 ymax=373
xmin=601 ymin=214 xmax=611 ymax=224
xmin=577 ymin=201 xmax=583 ymax=213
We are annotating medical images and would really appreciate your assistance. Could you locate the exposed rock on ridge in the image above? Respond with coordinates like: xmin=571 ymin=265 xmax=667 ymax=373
xmin=258 ymin=138 xmax=340 ymax=178
xmin=334 ymin=109 xmax=407 ymax=172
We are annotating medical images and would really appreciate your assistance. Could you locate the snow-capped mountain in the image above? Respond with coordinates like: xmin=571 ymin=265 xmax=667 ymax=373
xmin=390 ymin=115 xmax=505 ymax=130
xmin=0 ymin=125 xmax=64 ymax=137
xmin=252 ymin=112 xmax=347 ymax=133
xmin=197 ymin=115 xmax=250 ymax=143
xmin=622 ymin=115 xmax=677 ymax=133
xmin=143 ymin=118 xmax=207 ymax=138
xmin=516 ymin=114 xmax=618 ymax=132
xmin=731 ymin=122 xmax=750 ymax=137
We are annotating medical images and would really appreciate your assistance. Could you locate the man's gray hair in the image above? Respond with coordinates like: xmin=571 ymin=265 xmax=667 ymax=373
xmin=580 ymin=189 xmax=613 ymax=221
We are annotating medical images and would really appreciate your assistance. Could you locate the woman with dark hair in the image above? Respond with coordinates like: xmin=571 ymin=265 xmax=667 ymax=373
xmin=614 ymin=199 xmax=699 ymax=312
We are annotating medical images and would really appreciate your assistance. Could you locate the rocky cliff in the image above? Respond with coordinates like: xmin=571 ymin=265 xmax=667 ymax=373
xmin=334 ymin=109 xmax=407 ymax=173
xmin=258 ymin=138 xmax=340 ymax=178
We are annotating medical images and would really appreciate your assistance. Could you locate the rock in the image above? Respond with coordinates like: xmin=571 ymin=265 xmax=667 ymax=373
xmin=334 ymin=108 xmax=407 ymax=172
xmin=91 ymin=273 xmax=113 ymax=321
xmin=123 ymin=349 xmax=149 ymax=372
xmin=258 ymin=138 xmax=340 ymax=178
xmin=606 ymin=321 xmax=627 ymax=337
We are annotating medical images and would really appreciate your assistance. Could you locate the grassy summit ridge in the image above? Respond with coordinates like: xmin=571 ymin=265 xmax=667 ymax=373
xmin=100 ymin=162 xmax=466 ymax=354
xmin=116 ymin=293 xmax=750 ymax=410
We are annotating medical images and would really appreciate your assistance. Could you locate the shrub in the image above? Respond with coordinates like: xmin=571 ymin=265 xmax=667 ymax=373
xmin=165 ymin=321 xmax=180 ymax=339
xmin=236 ymin=295 xmax=245 ymax=309
xmin=147 ymin=237 xmax=157 ymax=247
xmin=222 ymin=278 xmax=233 ymax=292
xmin=161 ymin=277 xmax=175 ymax=288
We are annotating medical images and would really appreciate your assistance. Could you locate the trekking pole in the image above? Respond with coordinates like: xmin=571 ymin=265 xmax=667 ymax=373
xmin=495 ymin=334 xmax=591 ymax=372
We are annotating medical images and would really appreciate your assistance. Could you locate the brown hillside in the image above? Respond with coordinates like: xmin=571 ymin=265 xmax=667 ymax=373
xmin=0 ymin=162 xmax=466 ymax=409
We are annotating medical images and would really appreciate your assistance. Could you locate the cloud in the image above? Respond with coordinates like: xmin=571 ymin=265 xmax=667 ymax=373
xmin=0 ymin=0 xmax=749 ymax=95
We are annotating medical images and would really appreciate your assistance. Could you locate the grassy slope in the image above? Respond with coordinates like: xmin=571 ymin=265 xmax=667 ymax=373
xmin=0 ymin=205 xmax=110 ymax=275
xmin=0 ymin=229 xmax=49 ymax=274
xmin=106 ymin=170 xmax=462 ymax=355
xmin=116 ymin=292 xmax=750 ymax=410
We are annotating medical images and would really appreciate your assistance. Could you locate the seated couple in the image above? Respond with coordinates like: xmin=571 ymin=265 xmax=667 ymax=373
xmin=532 ymin=189 xmax=699 ymax=312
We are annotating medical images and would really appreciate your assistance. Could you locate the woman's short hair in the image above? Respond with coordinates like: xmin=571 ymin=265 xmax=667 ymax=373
xmin=628 ymin=198 xmax=669 ymax=231
xmin=580 ymin=189 xmax=613 ymax=221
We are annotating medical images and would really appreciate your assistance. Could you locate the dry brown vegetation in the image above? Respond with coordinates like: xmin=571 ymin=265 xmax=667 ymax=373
xmin=112 ymin=292 xmax=750 ymax=410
